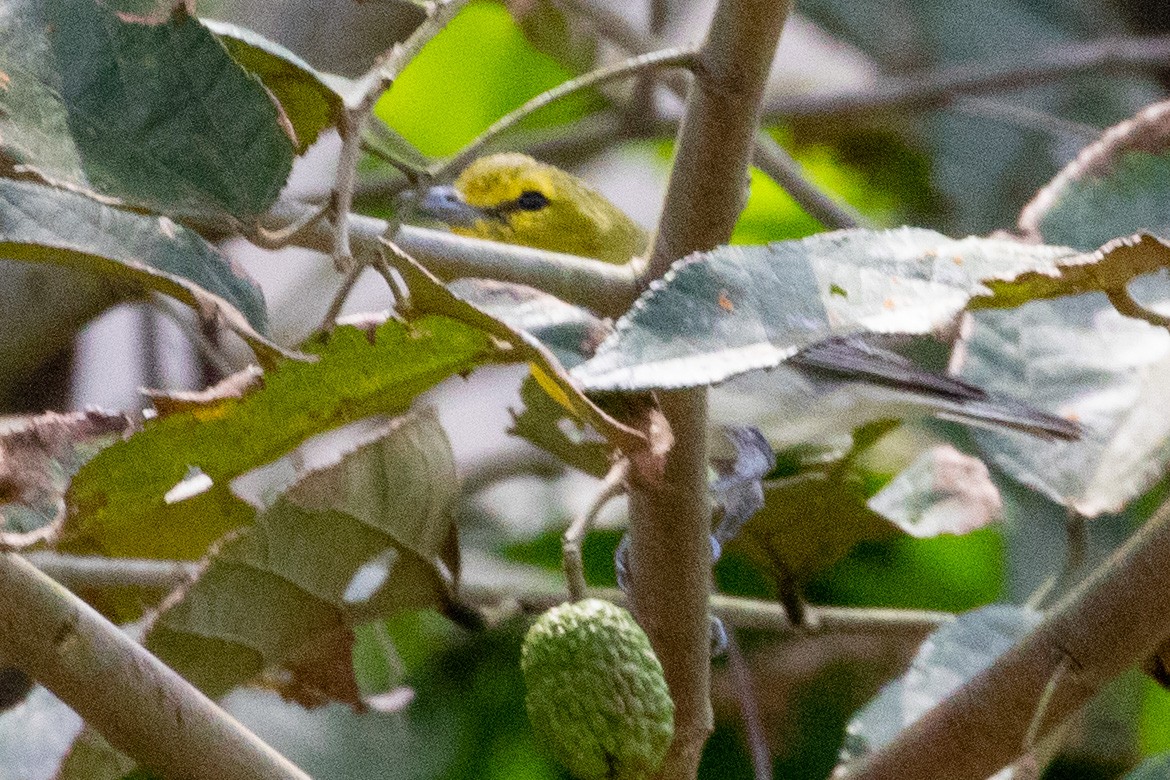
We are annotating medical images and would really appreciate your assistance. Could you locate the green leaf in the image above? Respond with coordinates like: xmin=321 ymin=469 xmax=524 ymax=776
xmin=204 ymin=19 xmax=348 ymax=154
xmin=0 ymin=178 xmax=286 ymax=363
xmin=57 ymin=726 xmax=135 ymax=780
xmin=839 ymin=604 xmax=1040 ymax=769
xmin=0 ymin=410 xmax=132 ymax=549
xmin=960 ymin=297 xmax=1170 ymax=517
xmin=729 ymin=423 xmax=897 ymax=583
xmin=374 ymin=1 xmax=600 ymax=158
xmin=508 ymin=374 xmax=613 ymax=479
xmin=1020 ymin=100 xmax=1170 ymax=251
xmin=43 ymin=2 xmax=293 ymax=218
xmin=61 ymin=314 xmax=498 ymax=560
xmin=0 ymin=0 xmax=88 ymax=188
xmin=146 ymin=412 xmax=459 ymax=705
xmin=574 ymin=228 xmax=1170 ymax=393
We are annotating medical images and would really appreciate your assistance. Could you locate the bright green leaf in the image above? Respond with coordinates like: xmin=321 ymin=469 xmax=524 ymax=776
xmin=375 ymin=1 xmax=600 ymax=158
xmin=61 ymin=314 xmax=498 ymax=559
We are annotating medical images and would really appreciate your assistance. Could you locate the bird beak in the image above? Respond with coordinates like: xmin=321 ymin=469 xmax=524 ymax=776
xmin=405 ymin=184 xmax=487 ymax=228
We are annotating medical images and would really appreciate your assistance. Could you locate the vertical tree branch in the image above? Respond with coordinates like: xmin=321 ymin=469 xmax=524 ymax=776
xmin=628 ymin=1 xmax=792 ymax=778
xmin=0 ymin=553 xmax=311 ymax=780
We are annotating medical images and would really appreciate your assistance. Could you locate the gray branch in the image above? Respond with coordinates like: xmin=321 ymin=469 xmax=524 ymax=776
xmin=0 ymin=552 xmax=311 ymax=780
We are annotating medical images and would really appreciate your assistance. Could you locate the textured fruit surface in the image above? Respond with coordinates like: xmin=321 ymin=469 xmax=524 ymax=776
xmin=521 ymin=599 xmax=674 ymax=780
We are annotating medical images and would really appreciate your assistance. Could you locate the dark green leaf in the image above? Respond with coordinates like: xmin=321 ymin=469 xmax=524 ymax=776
xmin=0 ymin=178 xmax=285 ymax=362
xmin=1020 ymin=100 xmax=1170 ymax=251
xmin=46 ymin=2 xmax=294 ymax=218
xmin=146 ymin=412 xmax=459 ymax=705
xmin=204 ymin=19 xmax=348 ymax=153
xmin=0 ymin=0 xmax=88 ymax=188
xmin=61 ymin=314 xmax=496 ymax=559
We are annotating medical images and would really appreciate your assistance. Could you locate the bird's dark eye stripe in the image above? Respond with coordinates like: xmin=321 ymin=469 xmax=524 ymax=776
xmin=515 ymin=190 xmax=550 ymax=211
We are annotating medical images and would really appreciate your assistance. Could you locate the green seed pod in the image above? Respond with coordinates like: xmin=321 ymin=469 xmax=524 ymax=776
xmin=521 ymin=599 xmax=675 ymax=780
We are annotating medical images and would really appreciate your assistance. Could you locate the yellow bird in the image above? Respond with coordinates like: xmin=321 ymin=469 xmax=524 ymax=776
xmin=415 ymin=153 xmax=1082 ymax=442
xmin=418 ymin=153 xmax=647 ymax=264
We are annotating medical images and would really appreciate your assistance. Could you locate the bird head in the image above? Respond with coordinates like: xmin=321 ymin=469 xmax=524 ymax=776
xmin=414 ymin=153 xmax=648 ymax=265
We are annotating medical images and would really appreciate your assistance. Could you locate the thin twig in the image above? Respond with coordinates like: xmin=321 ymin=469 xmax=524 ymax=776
xmin=724 ymin=630 xmax=773 ymax=780
xmin=330 ymin=0 xmax=467 ymax=272
xmin=0 ymin=553 xmax=310 ymax=780
xmin=563 ymin=459 xmax=628 ymax=601
xmin=149 ymin=296 xmax=235 ymax=378
xmin=751 ymin=130 xmax=862 ymax=229
xmin=432 ymin=46 xmax=698 ymax=180
xmin=765 ymin=34 xmax=1170 ymax=123
xmin=1106 ymin=287 xmax=1170 ymax=330
xmin=552 ymin=0 xmax=858 ymax=232
xmin=319 ymin=261 xmax=366 ymax=331
xmin=24 ymin=552 xmax=953 ymax=636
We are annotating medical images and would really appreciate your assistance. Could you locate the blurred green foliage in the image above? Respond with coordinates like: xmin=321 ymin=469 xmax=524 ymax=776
xmin=375 ymin=1 xmax=601 ymax=158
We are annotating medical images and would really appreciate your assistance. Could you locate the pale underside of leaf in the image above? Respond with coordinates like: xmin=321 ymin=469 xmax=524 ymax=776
xmin=0 ymin=179 xmax=292 ymax=366
xmin=960 ymin=296 xmax=1170 ymax=517
xmin=572 ymin=228 xmax=1093 ymax=393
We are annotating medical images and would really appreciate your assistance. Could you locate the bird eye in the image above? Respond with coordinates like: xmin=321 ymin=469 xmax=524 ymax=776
xmin=515 ymin=190 xmax=550 ymax=211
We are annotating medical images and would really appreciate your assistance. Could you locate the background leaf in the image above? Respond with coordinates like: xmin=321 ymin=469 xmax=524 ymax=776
xmin=1019 ymin=100 xmax=1170 ymax=251
xmin=146 ymin=411 xmax=459 ymax=706
xmin=960 ymin=297 xmax=1170 ymax=516
xmin=47 ymin=2 xmax=294 ymax=218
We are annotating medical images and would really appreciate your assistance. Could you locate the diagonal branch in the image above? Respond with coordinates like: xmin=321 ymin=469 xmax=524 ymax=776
xmin=0 ymin=552 xmax=311 ymax=780
xmin=551 ymin=0 xmax=859 ymax=230
xmin=841 ymin=494 xmax=1170 ymax=780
